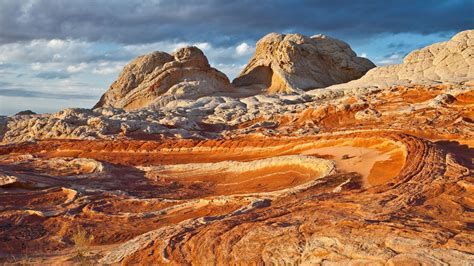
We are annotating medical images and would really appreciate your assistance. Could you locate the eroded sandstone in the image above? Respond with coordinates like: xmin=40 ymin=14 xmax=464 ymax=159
xmin=233 ymin=33 xmax=375 ymax=93
xmin=95 ymin=46 xmax=233 ymax=110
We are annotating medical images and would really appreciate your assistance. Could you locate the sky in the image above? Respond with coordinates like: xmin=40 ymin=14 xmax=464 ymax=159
xmin=0 ymin=0 xmax=472 ymax=115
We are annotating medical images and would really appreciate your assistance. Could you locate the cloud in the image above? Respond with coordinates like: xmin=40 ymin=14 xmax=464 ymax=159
xmin=387 ymin=42 xmax=407 ymax=50
xmin=0 ymin=0 xmax=471 ymax=46
xmin=235 ymin=42 xmax=252 ymax=56
xmin=0 ymin=38 xmax=253 ymax=73
xmin=216 ymin=63 xmax=246 ymax=79
xmin=0 ymin=39 xmax=115 ymax=64
xmin=47 ymin=39 xmax=66 ymax=49
xmin=67 ymin=62 xmax=88 ymax=73
xmin=30 ymin=62 xmax=42 ymax=71
xmin=0 ymin=62 xmax=12 ymax=69
xmin=195 ymin=42 xmax=211 ymax=51
xmin=0 ymin=62 xmax=15 ymax=74
xmin=92 ymin=62 xmax=125 ymax=75
xmin=35 ymin=71 xmax=71 ymax=79
xmin=376 ymin=53 xmax=405 ymax=66
xmin=0 ymin=87 xmax=97 ymax=100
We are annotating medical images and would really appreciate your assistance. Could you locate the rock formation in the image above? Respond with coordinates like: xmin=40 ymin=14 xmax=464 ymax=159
xmin=328 ymin=29 xmax=474 ymax=90
xmin=0 ymin=30 xmax=473 ymax=265
xmin=94 ymin=46 xmax=233 ymax=110
xmin=95 ymin=33 xmax=375 ymax=112
xmin=14 ymin=110 xmax=36 ymax=116
xmin=233 ymin=33 xmax=375 ymax=93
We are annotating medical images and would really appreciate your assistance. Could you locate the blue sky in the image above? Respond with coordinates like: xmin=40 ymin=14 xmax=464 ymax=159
xmin=0 ymin=0 xmax=472 ymax=115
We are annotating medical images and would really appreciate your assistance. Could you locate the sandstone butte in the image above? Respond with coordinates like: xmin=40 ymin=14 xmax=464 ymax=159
xmin=0 ymin=30 xmax=473 ymax=265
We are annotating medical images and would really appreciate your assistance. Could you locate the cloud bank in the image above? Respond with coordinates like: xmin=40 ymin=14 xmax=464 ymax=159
xmin=1 ymin=0 xmax=471 ymax=45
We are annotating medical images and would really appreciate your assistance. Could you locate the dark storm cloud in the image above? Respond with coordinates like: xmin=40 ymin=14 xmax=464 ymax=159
xmin=0 ymin=0 xmax=472 ymax=45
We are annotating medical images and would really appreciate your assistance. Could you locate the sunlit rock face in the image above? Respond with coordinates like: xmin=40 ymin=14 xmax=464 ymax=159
xmin=233 ymin=32 xmax=376 ymax=93
xmin=94 ymin=46 xmax=233 ymax=111
xmin=327 ymin=29 xmax=474 ymax=90
xmin=94 ymin=32 xmax=376 ymax=112
xmin=0 ymin=30 xmax=473 ymax=265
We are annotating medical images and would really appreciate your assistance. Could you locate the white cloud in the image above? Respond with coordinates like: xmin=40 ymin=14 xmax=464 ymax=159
xmin=0 ymin=39 xmax=92 ymax=63
xmin=67 ymin=62 xmax=88 ymax=73
xmin=29 ymin=61 xmax=72 ymax=72
xmin=47 ymin=39 xmax=66 ymax=49
xmin=376 ymin=53 xmax=404 ymax=65
xmin=195 ymin=42 xmax=211 ymax=51
xmin=216 ymin=63 xmax=246 ymax=79
xmin=235 ymin=42 xmax=252 ymax=56
xmin=1 ymin=38 xmax=252 ymax=79
xmin=92 ymin=61 xmax=124 ymax=75
xmin=30 ymin=62 xmax=42 ymax=71
xmin=389 ymin=53 xmax=402 ymax=59
xmin=360 ymin=53 xmax=368 ymax=58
